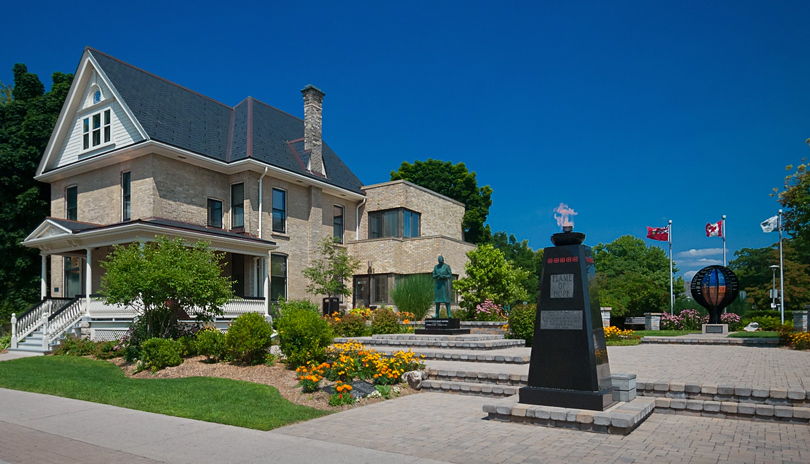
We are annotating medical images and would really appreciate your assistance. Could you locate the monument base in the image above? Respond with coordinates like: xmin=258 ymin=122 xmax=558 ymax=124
xmin=415 ymin=318 xmax=470 ymax=335
xmin=519 ymin=385 xmax=617 ymax=411
xmin=702 ymin=323 xmax=728 ymax=335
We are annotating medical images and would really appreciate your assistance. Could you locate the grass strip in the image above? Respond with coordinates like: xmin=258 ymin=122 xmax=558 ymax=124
xmin=0 ymin=356 xmax=330 ymax=430
xmin=728 ymin=331 xmax=779 ymax=338
xmin=605 ymin=339 xmax=642 ymax=346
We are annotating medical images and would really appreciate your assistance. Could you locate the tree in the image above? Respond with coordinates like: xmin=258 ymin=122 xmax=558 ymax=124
xmin=0 ymin=81 xmax=12 ymax=106
xmin=100 ymin=237 xmax=234 ymax=338
xmin=455 ymin=244 xmax=530 ymax=314
xmin=390 ymin=159 xmax=493 ymax=244
xmin=0 ymin=64 xmax=73 ymax=324
xmin=302 ymin=236 xmax=361 ymax=299
xmin=729 ymin=241 xmax=810 ymax=312
xmin=592 ymin=235 xmax=683 ymax=317
xmin=490 ymin=231 xmax=542 ymax=303
xmin=775 ymin=150 xmax=810 ymax=264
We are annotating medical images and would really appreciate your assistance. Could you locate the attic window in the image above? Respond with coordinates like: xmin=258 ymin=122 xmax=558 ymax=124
xmin=82 ymin=109 xmax=111 ymax=150
xmin=93 ymin=90 xmax=101 ymax=104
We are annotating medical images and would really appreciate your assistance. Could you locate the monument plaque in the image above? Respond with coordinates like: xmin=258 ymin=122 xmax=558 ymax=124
xmin=519 ymin=228 xmax=616 ymax=411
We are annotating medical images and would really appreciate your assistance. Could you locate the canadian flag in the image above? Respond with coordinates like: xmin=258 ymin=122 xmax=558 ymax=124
xmin=705 ymin=220 xmax=723 ymax=238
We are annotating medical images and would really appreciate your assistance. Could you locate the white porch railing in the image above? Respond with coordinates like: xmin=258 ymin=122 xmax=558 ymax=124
xmin=221 ymin=298 xmax=267 ymax=317
xmin=11 ymin=298 xmax=73 ymax=348
xmin=46 ymin=299 xmax=85 ymax=348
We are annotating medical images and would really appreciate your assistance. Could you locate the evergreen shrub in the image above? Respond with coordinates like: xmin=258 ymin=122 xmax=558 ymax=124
xmin=141 ymin=338 xmax=182 ymax=371
xmin=331 ymin=312 xmax=369 ymax=337
xmin=225 ymin=312 xmax=274 ymax=365
xmin=195 ymin=327 xmax=226 ymax=362
xmin=277 ymin=307 xmax=333 ymax=368
xmin=507 ymin=304 xmax=536 ymax=346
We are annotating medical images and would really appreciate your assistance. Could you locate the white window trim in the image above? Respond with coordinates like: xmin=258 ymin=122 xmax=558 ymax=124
xmin=230 ymin=182 xmax=245 ymax=229
xmin=80 ymin=107 xmax=114 ymax=154
xmin=272 ymin=187 xmax=287 ymax=234
xmin=207 ymin=197 xmax=224 ymax=229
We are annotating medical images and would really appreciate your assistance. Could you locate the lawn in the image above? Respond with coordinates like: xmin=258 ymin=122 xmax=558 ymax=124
xmin=0 ymin=356 xmax=330 ymax=430
xmin=605 ymin=339 xmax=642 ymax=346
xmin=634 ymin=330 xmax=700 ymax=337
xmin=728 ymin=331 xmax=779 ymax=338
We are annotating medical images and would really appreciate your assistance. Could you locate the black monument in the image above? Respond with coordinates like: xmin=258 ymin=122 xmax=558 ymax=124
xmin=519 ymin=227 xmax=615 ymax=411
xmin=690 ymin=265 xmax=739 ymax=324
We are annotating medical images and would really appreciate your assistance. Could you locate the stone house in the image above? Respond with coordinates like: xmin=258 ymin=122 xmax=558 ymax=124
xmin=12 ymin=48 xmax=474 ymax=350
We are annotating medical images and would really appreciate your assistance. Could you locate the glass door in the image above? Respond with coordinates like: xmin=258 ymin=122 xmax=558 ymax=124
xmin=64 ymin=256 xmax=83 ymax=298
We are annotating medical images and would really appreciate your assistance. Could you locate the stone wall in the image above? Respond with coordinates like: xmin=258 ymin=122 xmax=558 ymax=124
xmin=346 ymin=236 xmax=474 ymax=278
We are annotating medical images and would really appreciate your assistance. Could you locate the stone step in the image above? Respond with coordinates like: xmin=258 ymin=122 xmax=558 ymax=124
xmin=636 ymin=381 xmax=810 ymax=408
xmin=371 ymin=334 xmax=506 ymax=341
xmin=652 ymin=397 xmax=810 ymax=423
xmin=405 ymin=349 xmax=529 ymax=364
xmin=421 ymin=379 xmax=520 ymax=397
xmin=427 ymin=368 xmax=528 ymax=386
xmin=641 ymin=337 xmax=779 ymax=346
xmin=334 ymin=336 xmax=525 ymax=351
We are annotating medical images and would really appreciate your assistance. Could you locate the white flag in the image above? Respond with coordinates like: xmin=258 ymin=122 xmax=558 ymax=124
xmin=761 ymin=215 xmax=779 ymax=233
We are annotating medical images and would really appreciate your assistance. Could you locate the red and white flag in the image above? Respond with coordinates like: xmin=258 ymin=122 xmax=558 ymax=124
xmin=705 ymin=220 xmax=723 ymax=237
xmin=646 ymin=226 xmax=669 ymax=242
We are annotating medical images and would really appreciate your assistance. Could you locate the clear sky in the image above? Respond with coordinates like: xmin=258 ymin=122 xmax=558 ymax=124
xmin=3 ymin=1 xmax=808 ymax=282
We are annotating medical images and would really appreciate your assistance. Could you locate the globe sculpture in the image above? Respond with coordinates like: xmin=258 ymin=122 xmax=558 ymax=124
xmin=690 ymin=265 xmax=740 ymax=324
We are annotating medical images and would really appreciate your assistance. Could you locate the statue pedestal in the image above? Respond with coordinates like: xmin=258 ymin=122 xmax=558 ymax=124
xmin=415 ymin=318 xmax=470 ymax=335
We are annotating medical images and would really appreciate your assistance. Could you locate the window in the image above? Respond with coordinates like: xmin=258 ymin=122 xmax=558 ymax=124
xmin=333 ymin=205 xmax=344 ymax=243
xmin=368 ymin=208 xmax=420 ymax=239
xmin=93 ymin=90 xmax=101 ymax=104
xmin=270 ymin=254 xmax=287 ymax=301
xmin=207 ymin=199 xmax=223 ymax=228
xmin=66 ymin=186 xmax=77 ymax=221
xmin=121 ymin=171 xmax=131 ymax=221
xmin=82 ymin=109 xmax=111 ymax=150
xmin=272 ymin=188 xmax=286 ymax=233
xmin=231 ymin=183 xmax=244 ymax=228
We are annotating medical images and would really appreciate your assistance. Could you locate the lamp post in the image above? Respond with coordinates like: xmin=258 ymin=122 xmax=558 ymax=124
xmin=770 ymin=265 xmax=779 ymax=309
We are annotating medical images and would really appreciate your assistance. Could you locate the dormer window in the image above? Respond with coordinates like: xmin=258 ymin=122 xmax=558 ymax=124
xmin=82 ymin=109 xmax=111 ymax=150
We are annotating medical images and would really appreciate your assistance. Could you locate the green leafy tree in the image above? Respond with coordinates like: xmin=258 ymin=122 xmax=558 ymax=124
xmin=774 ymin=150 xmax=810 ymax=264
xmin=593 ymin=235 xmax=682 ymax=317
xmin=0 ymin=65 xmax=73 ymax=323
xmin=455 ymin=244 xmax=529 ymax=314
xmin=729 ymin=241 xmax=810 ymax=312
xmin=490 ymin=231 xmax=542 ymax=303
xmin=302 ymin=236 xmax=361 ymax=299
xmin=390 ymin=159 xmax=493 ymax=244
xmin=100 ymin=237 xmax=234 ymax=338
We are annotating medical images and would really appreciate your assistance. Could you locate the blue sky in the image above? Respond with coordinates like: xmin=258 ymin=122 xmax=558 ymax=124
xmin=3 ymin=1 xmax=808 ymax=282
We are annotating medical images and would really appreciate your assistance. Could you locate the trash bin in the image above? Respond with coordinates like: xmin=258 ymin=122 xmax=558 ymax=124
xmin=323 ymin=297 xmax=340 ymax=316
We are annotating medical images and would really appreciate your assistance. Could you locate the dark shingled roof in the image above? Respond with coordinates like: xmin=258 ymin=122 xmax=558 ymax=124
xmin=87 ymin=48 xmax=364 ymax=194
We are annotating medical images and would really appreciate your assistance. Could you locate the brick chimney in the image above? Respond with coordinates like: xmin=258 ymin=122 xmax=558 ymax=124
xmin=301 ymin=85 xmax=325 ymax=176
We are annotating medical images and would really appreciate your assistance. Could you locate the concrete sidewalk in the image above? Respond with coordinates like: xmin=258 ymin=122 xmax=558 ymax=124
xmin=0 ymin=388 xmax=448 ymax=464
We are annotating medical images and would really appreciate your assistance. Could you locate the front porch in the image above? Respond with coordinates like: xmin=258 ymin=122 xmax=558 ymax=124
xmin=13 ymin=217 xmax=279 ymax=352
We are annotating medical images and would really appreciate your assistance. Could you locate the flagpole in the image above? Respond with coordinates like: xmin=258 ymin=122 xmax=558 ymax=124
xmin=669 ymin=220 xmax=673 ymax=315
xmin=722 ymin=215 xmax=727 ymax=266
xmin=779 ymin=209 xmax=785 ymax=325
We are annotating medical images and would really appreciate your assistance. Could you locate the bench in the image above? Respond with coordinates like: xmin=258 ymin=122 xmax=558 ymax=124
xmin=624 ymin=317 xmax=646 ymax=330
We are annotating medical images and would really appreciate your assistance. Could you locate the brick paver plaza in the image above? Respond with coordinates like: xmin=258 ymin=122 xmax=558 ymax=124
xmin=1 ymin=344 xmax=809 ymax=463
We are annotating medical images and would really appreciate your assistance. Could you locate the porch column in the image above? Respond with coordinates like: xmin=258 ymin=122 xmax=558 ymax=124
xmin=263 ymin=256 xmax=270 ymax=316
xmin=85 ymin=248 xmax=92 ymax=314
xmin=41 ymin=254 xmax=47 ymax=300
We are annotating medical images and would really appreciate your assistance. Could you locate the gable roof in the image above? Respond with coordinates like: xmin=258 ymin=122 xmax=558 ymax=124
xmin=84 ymin=48 xmax=364 ymax=194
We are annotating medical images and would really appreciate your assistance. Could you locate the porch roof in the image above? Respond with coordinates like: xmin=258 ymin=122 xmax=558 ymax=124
xmin=22 ymin=217 xmax=277 ymax=257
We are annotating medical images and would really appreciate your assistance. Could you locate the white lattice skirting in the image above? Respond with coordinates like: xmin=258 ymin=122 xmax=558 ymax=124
xmin=91 ymin=328 xmax=129 ymax=342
